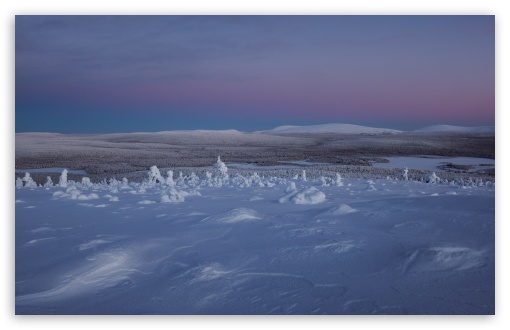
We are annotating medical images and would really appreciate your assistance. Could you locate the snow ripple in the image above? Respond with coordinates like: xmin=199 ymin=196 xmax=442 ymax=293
xmin=202 ymin=208 xmax=262 ymax=223
xmin=279 ymin=187 xmax=326 ymax=205
xmin=402 ymin=246 xmax=486 ymax=273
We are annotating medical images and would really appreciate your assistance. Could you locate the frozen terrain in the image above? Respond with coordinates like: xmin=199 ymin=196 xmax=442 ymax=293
xmin=15 ymin=128 xmax=494 ymax=184
xmin=267 ymin=123 xmax=403 ymax=134
xmin=414 ymin=125 xmax=495 ymax=133
xmin=15 ymin=159 xmax=495 ymax=314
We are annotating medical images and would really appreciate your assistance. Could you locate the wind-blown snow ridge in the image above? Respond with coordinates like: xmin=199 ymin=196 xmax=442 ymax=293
xmin=203 ymin=208 xmax=262 ymax=223
xmin=267 ymin=123 xmax=402 ymax=134
xmin=414 ymin=125 xmax=495 ymax=133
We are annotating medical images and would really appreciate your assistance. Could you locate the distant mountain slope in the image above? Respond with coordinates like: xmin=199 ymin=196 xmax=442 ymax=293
xmin=267 ymin=123 xmax=403 ymax=134
xmin=414 ymin=125 xmax=495 ymax=133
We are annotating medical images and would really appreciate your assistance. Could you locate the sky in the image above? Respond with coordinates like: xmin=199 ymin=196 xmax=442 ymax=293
xmin=15 ymin=15 xmax=495 ymax=133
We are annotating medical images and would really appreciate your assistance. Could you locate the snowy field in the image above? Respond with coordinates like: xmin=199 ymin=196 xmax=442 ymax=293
xmin=15 ymin=158 xmax=495 ymax=315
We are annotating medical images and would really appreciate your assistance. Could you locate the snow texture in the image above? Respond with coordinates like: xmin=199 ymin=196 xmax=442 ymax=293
xmin=15 ymin=160 xmax=494 ymax=315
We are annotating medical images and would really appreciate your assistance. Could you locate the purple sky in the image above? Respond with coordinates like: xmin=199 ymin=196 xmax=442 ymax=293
xmin=15 ymin=15 xmax=494 ymax=133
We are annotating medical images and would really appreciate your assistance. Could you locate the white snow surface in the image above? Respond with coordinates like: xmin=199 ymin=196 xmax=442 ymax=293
xmin=267 ymin=123 xmax=402 ymax=134
xmin=15 ymin=169 xmax=494 ymax=315
xmin=414 ymin=125 xmax=495 ymax=133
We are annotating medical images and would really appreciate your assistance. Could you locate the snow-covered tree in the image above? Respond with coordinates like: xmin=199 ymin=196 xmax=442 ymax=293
xmin=215 ymin=156 xmax=229 ymax=179
xmin=425 ymin=172 xmax=440 ymax=184
xmin=59 ymin=169 xmax=68 ymax=187
xmin=44 ymin=176 xmax=54 ymax=188
xmin=81 ymin=177 xmax=93 ymax=188
xmin=16 ymin=177 xmax=23 ymax=188
xmin=175 ymin=171 xmax=186 ymax=187
xmin=401 ymin=167 xmax=409 ymax=181
xmin=22 ymin=172 xmax=37 ymax=188
xmin=286 ymin=181 xmax=297 ymax=192
xmin=148 ymin=166 xmax=164 ymax=185
xmin=334 ymin=173 xmax=344 ymax=186
xmin=188 ymin=172 xmax=200 ymax=188
xmin=166 ymin=170 xmax=175 ymax=186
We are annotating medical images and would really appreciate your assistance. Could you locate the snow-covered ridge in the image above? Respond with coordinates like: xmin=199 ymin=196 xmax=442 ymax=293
xmin=414 ymin=125 xmax=495 ymax=133
xmin=266 ymin=123 xmax=403 ymax=135
xmin=154 ymin=129 xmax=243 ymax=134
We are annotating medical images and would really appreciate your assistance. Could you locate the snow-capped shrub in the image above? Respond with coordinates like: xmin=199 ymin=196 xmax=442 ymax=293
xmin=401 ymin=167 xmax=409 ymax=181
xmin=250 ymin=172 xmax=265 ymax=187
xmin=81 ymin=177 xmax=93 ymax=188
xmin=188 ymin=172 xmax=200 ymax=188
xmin=77 ymin=193 xmax=99 ymax=200
xmin=44 ymin=176 xmax=54 ymax=188
xmin=285 ymin=181 xmax=297 ymax=192
xmin=279 ymin=186 xmax=326 ymax=205
xmin=215 ymin=156 xmax=229 ymax=180
xmin=59 ymin=169 xmax=68 ymax=187
xmin=366 ymin=180 xmax=376 ymax=191
xmin=161 ymin=188 xmax=185 ymax=203
xmin=175 ymin=171 xmax=187 ymax=188
xmin=202 ymin=171 xmax=214 ymax=187
xmin=166 ymin=170 xmax=175 ymax=186
xmin=334 ymin=173 xmax=344 ymax=186
xmin=425 ymin=172 xmax=440 ymax=184
xmin=22 ymin=172 xmax=37 ymax=188
xmin=148 ymin=166 xmax=164 ymax=185
xmin=121 ymin=178 xmax=129 ymax=189
xmin=66 ymin=187 xmax=81 ymax=199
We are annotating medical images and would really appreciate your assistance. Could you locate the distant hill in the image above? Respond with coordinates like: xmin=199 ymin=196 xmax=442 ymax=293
xmin=266 ymin=123 xmax=403 ymax=135
xmin=414 ymin=125 xmax=495 ymax=133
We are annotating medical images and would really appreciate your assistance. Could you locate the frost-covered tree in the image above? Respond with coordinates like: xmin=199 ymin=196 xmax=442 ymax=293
xmin=161 ymin=188 xmax=185 ymax=203
xmin=22 ymin=172 xmax=37 ymax=188
xmin=334 ymin=173 xmax=344 ymax=186
xmin=44 ymin=176 xmax=54 ymax=188
xmin=188 ymin=172 xmax=200 ymax=188
xmin=175 ymin=171 xmax=187 ymax=187
xmin=215 ymin=156 xmax=229 ymax=179
xmin=59 ymin=169 xmax=68 ymax=187
xmin=81 ymin=177 xmax=93 ymax=188
xmin=166 ymin=170 xmax=175 ymax=186
xmin=148 ymin=166 xmax=164 ymax=185
xmin=401 ymin=167 xmax=409 ymax=181
xmin=425 ymin=172 xmax=440 ymax=184
xmin=286 ymin=181 xmax=297 ymax=192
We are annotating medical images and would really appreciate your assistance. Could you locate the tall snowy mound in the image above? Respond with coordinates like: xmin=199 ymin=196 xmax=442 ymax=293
xmin=414 ymin=125 xmax=495 ymax=133
xmin=267 ymin=123 xmax=402 ymax=135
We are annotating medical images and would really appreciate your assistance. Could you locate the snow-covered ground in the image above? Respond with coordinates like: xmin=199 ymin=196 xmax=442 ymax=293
xmin=15 ymin=159 xmax=495 ymax=314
